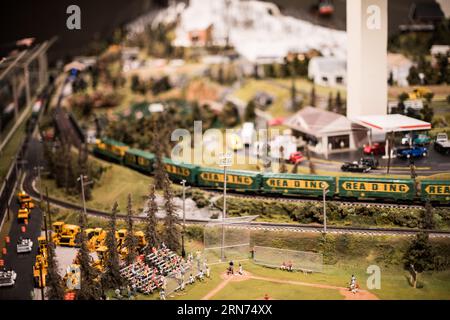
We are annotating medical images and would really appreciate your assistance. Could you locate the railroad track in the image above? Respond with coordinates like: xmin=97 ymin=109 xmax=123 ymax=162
xmin=202 ymin=189 xmax=428 ymax=209
xmin=22 ymin=173 xmax=450 ymax=238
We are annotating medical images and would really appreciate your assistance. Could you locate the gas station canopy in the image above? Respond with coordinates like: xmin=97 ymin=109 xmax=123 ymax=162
xmin=351 ymin=114 xmax=431 ymax=133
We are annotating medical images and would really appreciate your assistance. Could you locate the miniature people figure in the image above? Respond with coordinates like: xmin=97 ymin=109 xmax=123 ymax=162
xmin=229 ymin=260 xmax=234 ymax=274
xmin=238 ymin=263 xmax=243 ymax=275
xmin=189 ymin=273 xmax=195 ymax=284
xmin=206 ymin=266 xmax=211 ymax=278
xmin=160 ymin=289 xmax=166 ymax=300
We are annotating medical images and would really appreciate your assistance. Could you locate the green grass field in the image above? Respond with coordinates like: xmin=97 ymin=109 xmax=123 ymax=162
xmin=39 ymin=156 xmax=154 ymax=213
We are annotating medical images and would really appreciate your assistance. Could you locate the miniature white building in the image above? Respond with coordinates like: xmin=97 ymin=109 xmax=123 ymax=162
xmin=308 ymin=56 xmax=346 ymax=87
xmin=387 ymin=53 xmax=413 ymax=87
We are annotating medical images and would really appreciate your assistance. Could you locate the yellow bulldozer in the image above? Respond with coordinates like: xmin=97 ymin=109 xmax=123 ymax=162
xmin=33 ymin=237 xmax=48 ymax=288
xmin=17 ymin=208 xmax=31 ymax=223
xmin=52 ymin=221 xmax=81 ymax=247
xmin=408 ymin=87 xmax=432 ymax=100
xmin=17 ymin=191 xmax=35 ymax=209
xmin=116 ymin=229 xmax=147 ymax=251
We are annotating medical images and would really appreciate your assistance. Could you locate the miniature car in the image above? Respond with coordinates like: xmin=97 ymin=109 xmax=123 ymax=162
xmin=359 ymin=157 xmax=379 ymax=169
xmin=341 ymin=161 xmax=371 ymax=173
xmin=17 ymin=237 xmax=33 ymax=253
xmin=289 ymin=151 xmax=304 ymax=164
xmin=434 ymin=133 xmax=450 ymax=155
xmin=363 ymin=143 xmax=385 ymax=156
xmin=396 ymin=146 xmax=428 ymax=159
xmin=0 ymin=268 xmax=17 ymax=287
xmin=401 ymin=134 xmax=431 ymax=146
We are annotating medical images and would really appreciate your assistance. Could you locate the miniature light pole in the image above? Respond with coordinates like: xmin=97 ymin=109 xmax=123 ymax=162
xmin=322 ymin=185 xmax=329 ymax=234
xmin=77 ymin=174 xmax=93 ymax=218
xmin=218 ymin=152 xmax=232 ymax=260
xmin=180 ymin=179 xmax=190 ymax=258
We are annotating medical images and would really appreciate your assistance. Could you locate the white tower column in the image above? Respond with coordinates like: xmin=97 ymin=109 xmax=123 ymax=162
xmin=347 ymin=0 xmax=388 ymax=118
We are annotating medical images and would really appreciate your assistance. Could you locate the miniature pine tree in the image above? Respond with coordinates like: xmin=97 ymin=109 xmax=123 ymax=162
xmin=101 ymin=202 xmax=124 ymax=290
xmin=144 ymin=185 xmax=160 ymax=256
xmin=162 ymin=175 xmax=180 ymax=251
xmin=279 ymin=146 xmax=287 ymax=173
xmin=124 ymin=194 xmax=138 ymax=265
xmin=45 ymin=241 xmax=65 ymax=300
xmin=310 ymin=85 xmax=316 ymax=107
xmin=327 ymin=92 xmax=333 ymax=112
xmin=152 ymin=118 xmax=167 ymax=190
xmin=76 ymin=212 xmax=101 ymax=300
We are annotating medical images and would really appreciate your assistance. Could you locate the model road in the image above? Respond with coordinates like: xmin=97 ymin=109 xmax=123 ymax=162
xmin=0 ymin=193 xmax=43 ymax=300
xmin=0 ymin=134 xmax=47 ymax=300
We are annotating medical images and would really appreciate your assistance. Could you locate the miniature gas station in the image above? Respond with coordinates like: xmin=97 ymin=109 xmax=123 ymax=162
xmin=351 ymin=114 xmax=432 ymax=158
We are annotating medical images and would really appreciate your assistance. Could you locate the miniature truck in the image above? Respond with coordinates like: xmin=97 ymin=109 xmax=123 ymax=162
xmin=16 ymin=237 xmax=33 ymax=253
xmin=434 ymin=133 xmax=450 ymax=155
xmin=0 ymin=268 xmax=17 ymax=287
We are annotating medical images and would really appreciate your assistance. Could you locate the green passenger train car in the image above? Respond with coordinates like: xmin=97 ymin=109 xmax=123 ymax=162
xmin=124 ymin=148 xmax=155 ymax=174
xmin=93 ymin=138 xmax=128 ymax=163
xmin=262 ymin=173 xmax=336 ymax=196
xmin=163 ymin=158 xmax=198 ymax=184
xmin=197 ymin=167 xmax=262 ymax=191
xmin=420 ymin=180 xmax=450 ymax=204
xmin=337 ymin=177 xmax=415 ymax=201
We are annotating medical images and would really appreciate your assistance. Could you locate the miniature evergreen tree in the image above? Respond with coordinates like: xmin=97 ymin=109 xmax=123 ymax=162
xmin=76 ymin=213 xmax=101 ymax=300
xmin=244 ymin=100 xmax=256 ymax=122
xmin=101 ymin=202 xmax=124 ymax=290
xmin=162 ymin=175 xmax=180 ymax=251
xmin=421 ymin=201 xmax=435 ymax=230
xmin=45 ymin=241 xmax=65 ymax=300
xmin=335 ymin=91 xmax=343 ymax=114
xmin=144 ymin=184 xmax=160 ymax=256
xmin=327 ymin=92 xmax=333 ymax=112
xmin=152 ymin=118 xmax=167 ymax=190
xmin=310 ymin=85 xmax=316 ymax=107
xmin=124 ymin=194 xmax=138 ymax=265
xmin=304 ymin=144 xmax=316 ymax=174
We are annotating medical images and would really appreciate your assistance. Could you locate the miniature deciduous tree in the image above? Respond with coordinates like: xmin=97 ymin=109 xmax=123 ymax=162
xmin=124 ymin=194 xmax=138 ymax=265
xmin=102 ymin=202 xmax=124 ymax=290
xmin=144 ymin=184 xmax=160 ymax=256
xmin=421 ymin=201 xmax=435 ymax=230
xmin=403 ymin=232 xmax=436 ymax=288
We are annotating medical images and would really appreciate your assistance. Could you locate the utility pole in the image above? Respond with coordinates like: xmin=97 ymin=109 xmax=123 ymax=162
xmin=323 ymin=185 xmax=329 ymax=234
xmin=77 ymin=175 xmax=92 ymax=219
xmin=218 ymin=153 xmax=232 ymax=261
xmin=34 ymin=166 xmax=44 ymax=203
xmin=180 ymin=179 xmax=190 ymax=258
xmin=46 ymin=187 xmax=52 ymax=229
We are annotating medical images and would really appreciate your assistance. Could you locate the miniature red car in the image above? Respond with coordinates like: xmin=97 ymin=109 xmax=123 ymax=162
xmin=289 ymin=151 xmax=304 ymax=164
xmin=363 ymin=143 xmax=385 ymax=156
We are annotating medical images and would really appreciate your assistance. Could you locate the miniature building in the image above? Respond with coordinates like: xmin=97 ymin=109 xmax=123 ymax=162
xmin=387 ymin=53 xmax=413 ymax=87
xmin=308 ymin=56 xmax=346 ymax=87
xmin=284 ymin=107 xmax=366 ymax=157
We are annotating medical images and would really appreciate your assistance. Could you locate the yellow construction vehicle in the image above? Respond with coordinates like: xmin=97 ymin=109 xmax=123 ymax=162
xmin=134 ymin=231 xmax=147 ymax=250
xmin=33 ymin=237 xmax=48 ymax=288
xmin=408 ymin=87 xmax=432 ymax=100
xmin=93 ymin=245 xmax=107 ymax=272
xmin=17 ymin=191 xmax=35 ymax=209
xmin=17 ymin=208 xmax=30 ymax=223
xmin=52 ymin=221 xmax=81 ymax=247
xmin=91 ymin=228 xmax=107 ymax=250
